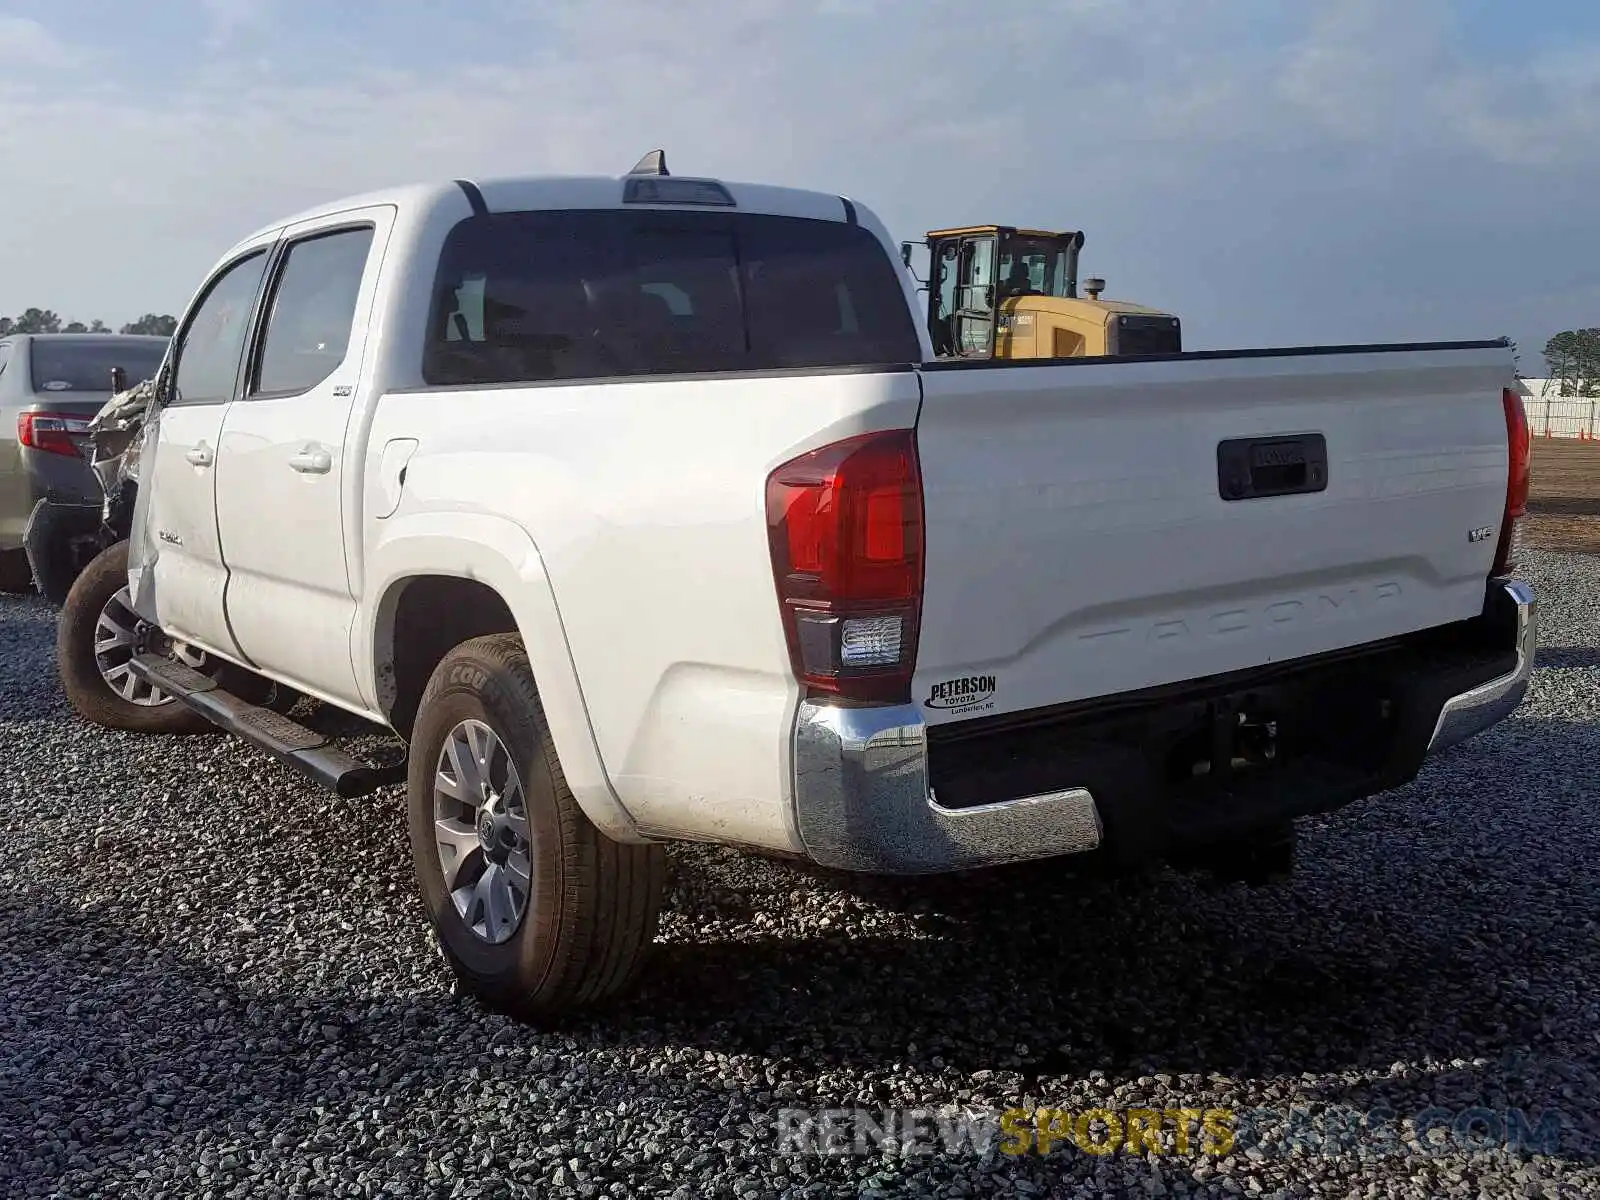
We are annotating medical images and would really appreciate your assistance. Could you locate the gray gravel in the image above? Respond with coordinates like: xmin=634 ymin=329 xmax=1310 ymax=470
xmin=2 ymin=549 xmax=1597 ymax=1199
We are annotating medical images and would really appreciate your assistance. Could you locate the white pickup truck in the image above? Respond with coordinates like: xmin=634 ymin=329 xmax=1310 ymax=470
xmin=56 ymin=154 xmax=1536 ymax=1019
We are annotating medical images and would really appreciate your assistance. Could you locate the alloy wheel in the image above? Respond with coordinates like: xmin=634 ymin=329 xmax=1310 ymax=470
xmin=92 ymin=586 xmax=206 ymax=707
xmin=432 ymin=718 xmax=533 ymax=945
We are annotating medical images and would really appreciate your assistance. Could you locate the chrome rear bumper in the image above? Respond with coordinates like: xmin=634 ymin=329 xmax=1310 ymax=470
xmin=1425 ymin=578 xmax=1536 ymax=755
xmin=792 ymin=701 xmax=1104 ymax=874
xmin=790 ymin=578 xmax=1536 ymax=875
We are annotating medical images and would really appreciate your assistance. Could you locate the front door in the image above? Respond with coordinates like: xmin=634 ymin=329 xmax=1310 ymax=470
xmin=130 ymin=245 xmax=273 ymax=658
xmin=213 ymin=210 xmax=391 ymax=707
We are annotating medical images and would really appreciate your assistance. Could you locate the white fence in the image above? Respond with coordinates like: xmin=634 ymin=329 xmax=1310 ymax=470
xmin=1516 ymin=378 xmax=1600 ymax=441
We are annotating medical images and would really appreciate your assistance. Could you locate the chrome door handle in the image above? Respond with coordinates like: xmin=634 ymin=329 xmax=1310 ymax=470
xmin=288 ymin=447 xmax=333 ymax=475
xmin=185 ymin=443 xmax=213 ymax=468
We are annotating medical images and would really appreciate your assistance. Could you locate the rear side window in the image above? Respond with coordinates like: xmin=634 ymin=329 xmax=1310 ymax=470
xmin=27 ymin=339 xmax=167 ymax=393
xmin=422 ymin=209 xmax=919 ymax=386
xmin=253 ymin=226 xmax=375 ymax=396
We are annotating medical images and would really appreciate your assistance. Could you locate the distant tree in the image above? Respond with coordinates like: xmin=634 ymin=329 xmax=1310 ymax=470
xmin=1543 ymin=329 xmax=1600 ymax=397
xmin=119 ymin=313 xmax=177 ymax=337
xmin=7 ymin=308 xmax=62 ymax=334
xmin=2 ymin=311 xmax=152 ymax=336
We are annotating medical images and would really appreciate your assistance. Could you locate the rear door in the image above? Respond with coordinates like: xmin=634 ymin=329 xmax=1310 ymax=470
xmin=130 ymin=244 xmax=275 ymax=655
xmin=910 ymin=344 xmax=1516 ymax=725
xmin=212 ymin=208 xmax=391 ymax=706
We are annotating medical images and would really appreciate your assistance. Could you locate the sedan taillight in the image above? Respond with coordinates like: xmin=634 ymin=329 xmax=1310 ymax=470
xmin=17 ymin=412 xmax=89 ymax=458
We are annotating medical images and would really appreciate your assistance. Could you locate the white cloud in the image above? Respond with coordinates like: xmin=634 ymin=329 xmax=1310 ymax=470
xmin=0 ymin=15 xmax=78 ymax=67
xmin=198 ymin=0 xmax=268 ymax=47
xmin=0 ymin=0 xmax=1596 ymax=357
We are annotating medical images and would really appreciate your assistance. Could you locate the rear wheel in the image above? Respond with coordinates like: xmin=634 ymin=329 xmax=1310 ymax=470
xmin=57 ymin=540 xmax=216 ymax=734
xmin=406 ymin=634 xmax=666 ymax=1020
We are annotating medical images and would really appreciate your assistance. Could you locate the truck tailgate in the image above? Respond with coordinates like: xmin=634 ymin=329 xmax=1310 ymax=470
xmin=910 ymin=343 xmax=1515 ymax=725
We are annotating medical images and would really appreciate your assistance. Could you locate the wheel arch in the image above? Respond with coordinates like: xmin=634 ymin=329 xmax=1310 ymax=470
xmin=361 ymin=512 xmax=645 ymax=843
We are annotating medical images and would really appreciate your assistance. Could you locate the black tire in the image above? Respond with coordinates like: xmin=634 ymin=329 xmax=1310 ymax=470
xmin=56 ymin=540 xmax=215 ymax=735
xmin=0 ymin=548 xmax=33 ymax=595
xmin=406 ymin=633 xmax=666 ymax=1020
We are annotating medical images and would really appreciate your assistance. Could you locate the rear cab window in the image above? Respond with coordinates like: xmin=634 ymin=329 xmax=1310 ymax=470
xmin=28 ymin=339 xmax=167 ymax=394
xmin=422 ymin=208 xmax=920 ymax=386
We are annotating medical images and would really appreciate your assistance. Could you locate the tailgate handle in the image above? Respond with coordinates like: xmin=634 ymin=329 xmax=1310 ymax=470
xmin=1217 ymin=434 xmax=1328 ymax=501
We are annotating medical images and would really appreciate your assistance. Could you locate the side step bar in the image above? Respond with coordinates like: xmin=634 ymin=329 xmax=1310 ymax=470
xmin=129 ymin=653 xmax=408 ymax=799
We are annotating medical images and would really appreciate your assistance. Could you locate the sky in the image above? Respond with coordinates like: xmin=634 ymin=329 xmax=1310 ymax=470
xmin=1 ymin=0 xmax=1596 ymax=367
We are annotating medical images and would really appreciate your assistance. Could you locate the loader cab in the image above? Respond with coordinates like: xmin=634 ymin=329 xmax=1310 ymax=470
xmin=920 ymin=226 xmax=1084 ymax=359
xmin=909 ymin=224 xmax=1181 ymax=361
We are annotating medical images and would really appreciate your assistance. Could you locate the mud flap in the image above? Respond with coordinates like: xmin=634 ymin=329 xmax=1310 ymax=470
xmin=23 ymin=498 xmax=105 ymax=606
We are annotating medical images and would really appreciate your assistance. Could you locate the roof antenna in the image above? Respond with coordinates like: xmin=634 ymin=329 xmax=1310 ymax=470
xmin=627 ymin=149 xmax=669 ymax=177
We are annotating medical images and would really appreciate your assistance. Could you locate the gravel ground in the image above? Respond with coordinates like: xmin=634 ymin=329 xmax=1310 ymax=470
xmin=2 ymin=549 xmax=1597 ymax=1200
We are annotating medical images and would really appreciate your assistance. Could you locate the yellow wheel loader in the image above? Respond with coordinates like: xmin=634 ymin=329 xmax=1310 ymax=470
xmin=900 ymin=225 xmax=1181 ymax=360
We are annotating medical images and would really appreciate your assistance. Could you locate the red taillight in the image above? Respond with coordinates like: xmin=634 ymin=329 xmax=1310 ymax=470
xmin=1492 ymin=386 xmax=1531 ymax=578
xmin=765 ymin=429 xmax=924 ymax=703
xmin=17 ymin=412 xmax=87 ymax=458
